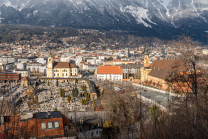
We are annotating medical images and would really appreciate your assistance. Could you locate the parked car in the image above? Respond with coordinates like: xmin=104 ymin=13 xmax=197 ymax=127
xmin=120 ymin=90 xmax=125 ymax=93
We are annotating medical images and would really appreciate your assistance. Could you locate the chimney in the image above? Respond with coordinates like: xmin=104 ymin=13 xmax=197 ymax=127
xmin=47 ymin=111 xmax=51 ymax=117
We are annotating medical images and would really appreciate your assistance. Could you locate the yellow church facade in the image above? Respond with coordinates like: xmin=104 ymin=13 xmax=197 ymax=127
xmin=140 ymin=48 xmax=151 ymax=82
xmin=47 ymin=55 xmax=79 ymax=78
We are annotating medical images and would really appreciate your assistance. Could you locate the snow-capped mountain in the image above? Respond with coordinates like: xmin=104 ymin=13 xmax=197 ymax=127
xmin=0 ymin=0 xmax=208 ymax=41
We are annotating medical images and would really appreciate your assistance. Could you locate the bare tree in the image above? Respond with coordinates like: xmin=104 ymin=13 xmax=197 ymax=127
xmin=101 ymin=87 xmax=144 ymax=139
xmin=145 ymin=35 xmax=208 ymax=139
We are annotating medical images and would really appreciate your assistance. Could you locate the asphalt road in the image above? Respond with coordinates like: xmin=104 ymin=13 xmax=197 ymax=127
xmin=83 ymin=72 xmax=172 ymax=108
xmin=139 ymin=89 xmax=171 ymax=107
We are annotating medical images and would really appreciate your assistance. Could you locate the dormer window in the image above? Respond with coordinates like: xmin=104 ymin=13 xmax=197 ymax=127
xmin=41 ymin=122 xmax=46 ymax=130
xmin=54 ymin=121 xmax=60 ymax=129
xmin=48 ymin=122 xmax=53 ymax=129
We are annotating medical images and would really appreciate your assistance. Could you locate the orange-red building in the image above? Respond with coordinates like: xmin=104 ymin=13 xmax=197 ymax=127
xmin=0 ymin=111 xmax=74 ymax=138
xmin=0 ymin=73 xmax=21 ymax=83
xmin=146 ymin=60 xmax=187 ymax=91
xmin=140 ymin=48 xmax=189 ymax=92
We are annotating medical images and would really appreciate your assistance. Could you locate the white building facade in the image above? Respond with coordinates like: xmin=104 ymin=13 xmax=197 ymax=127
xmin=97 ymin=66 xmax=123 ymax=81
xmin=36 ymin=58 xmax=47 ymax=64
xmin=14 ymin=69 xmax=30 ymax=77
xmin=97 ymin=74 xmax=122 ymax=81
xmin=202 ymin=49 xmax=208 ymax=55
xmin=75 ymin=56 xmax=83 ymax=66
xmin=27 ymin=63 xmax=47 ymax=75
xmin=78 ymin=128 xmax=102 ymax=139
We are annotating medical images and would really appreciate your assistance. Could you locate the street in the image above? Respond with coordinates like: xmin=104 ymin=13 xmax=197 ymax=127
xmin=82 ymin=70 xmax=173 ymax=109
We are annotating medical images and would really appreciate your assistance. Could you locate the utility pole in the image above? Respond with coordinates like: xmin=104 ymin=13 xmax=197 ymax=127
xmin=138 ymin=67 xmax=142 ymax=139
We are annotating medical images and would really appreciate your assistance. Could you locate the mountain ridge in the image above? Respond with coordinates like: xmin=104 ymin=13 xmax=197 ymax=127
xmin=0 ymin=0 xmax=208 ymax=42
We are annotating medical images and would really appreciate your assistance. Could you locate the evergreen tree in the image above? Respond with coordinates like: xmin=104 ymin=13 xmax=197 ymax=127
xmin=81 ymin=99 xmax=87 ymax=105
xmin=75 ymin=79 xmax=78 ymax=85
xmin=67 ymin=96 xmax=71 ymax=103
xmin=56 ymin=79 xmax=59 ymax=87
xmin=93 ymin=97 xmax=96 ymax=108
xmin=27 ymin=102 xmax=30 ymax=107
xmin=35 ymin=95 xmax=38 ymax=104
xmin=60 ymin=88 xmax=65 ymax=97
xmin=51 ymin=91 xmax=52 ymax=95
xmin=72 ymin=88 xmax=78 ymax=97
xmin=81 ymin=99 xmax=84 ymax=105
xmin=81 ymin=85 xmax=86 ymax=91
xmin=54 ymin=108 xmax=58 ymax=111
xmin=72 ymin=88 xmax=74 ymax=97
xmin=83 ymin=99 xmax=86 ymax=105
xmin=85 ymin=91 xmax=90 ymax=101
xmin=31 ymin=96 xmax=34 ymax=103
xmin=48 ymin=80 xmax=50 ymax=86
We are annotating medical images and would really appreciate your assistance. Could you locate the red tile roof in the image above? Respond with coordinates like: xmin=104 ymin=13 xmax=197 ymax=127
xmin=113 ymin=59 xmax=135 ymax=63
xmin=148 ymin=68 xmax=170 ymax=79
xmin=53 ymin=62 xmax=70 ymax=68
xmin=97 ymin=66 xmax=122 ymax=74
xmin=150 ymin=60 xmax=187 ymax=71
xmin=53 ymin=62 xmax=79 ymax=68
xmin=113 ymin=59 xmax=119 ymax=62
xmin=70 ymin=63 xmax=79 ymax=68
xmin=0 ymin=51 xmax=12 ymax=53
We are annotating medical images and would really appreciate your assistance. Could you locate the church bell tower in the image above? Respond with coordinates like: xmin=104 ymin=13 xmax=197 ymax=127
xmin=144 ymin=48 xmax=150 ymax=68
xmin=47 ymin=54 xmax=54 ymax=78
